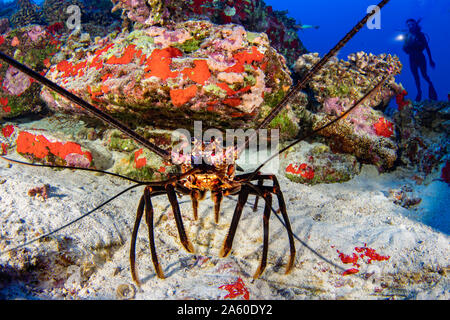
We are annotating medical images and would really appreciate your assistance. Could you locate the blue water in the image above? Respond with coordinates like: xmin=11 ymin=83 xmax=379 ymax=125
xmin=265 ymin=0 xmax=449 ymax=102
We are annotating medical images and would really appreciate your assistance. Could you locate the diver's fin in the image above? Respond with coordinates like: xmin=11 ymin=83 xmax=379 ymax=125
xmin=429 ymin=84 xmax=438 ymax=100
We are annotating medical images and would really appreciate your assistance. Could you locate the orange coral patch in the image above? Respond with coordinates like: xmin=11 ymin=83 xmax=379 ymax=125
xmin=225 ymin=46 xmax=265 ymax=73
xmin=170 ymin=85 xmax=198 ymax=107
xmin=101 ymin=85 xmax=110 ymax=94
xmin=106 ymin=44 xmax=138 ymax=65
xmin=101 ymin=73 xmax=113 ymax=82
xmin=217 ymin=83 xmax=251 ymax=97
xmin=16 ymin=131 xmax=89 ymax=163
xmin=144 ymin=47 xmax=183 ymax=80
xmin=134 ymin=148 xmax=147 ymax=169
xmin=181 ymin=60 xmax=211 ymax=85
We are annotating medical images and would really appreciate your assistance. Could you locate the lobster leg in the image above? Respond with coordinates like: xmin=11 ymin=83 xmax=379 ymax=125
xmin=252 ymin=178 xmax=264 ymax=212
xmin=211 ymin=190 xmax=223 ymax=224
xmin=143 ymin=188 xmax=165 ymax=279
xmin=253 ymin=191 xmax=272 ymax=279
xmin=220 ymin=186 xmax=249 ymax=258
xmin=130 ymin=194 xmax=145 ymax=286
xmin=165 ymin=184 xmax=195 ymax=253
xmin=190 ymin=189 xmax=201 ymax=221
xmin=242 ymin=174 xmax=296 ymax=275
xmin=257 ymin=181 xmax=296 ymax=275
xmin=266 ymin=176 xmax=296 ymax=274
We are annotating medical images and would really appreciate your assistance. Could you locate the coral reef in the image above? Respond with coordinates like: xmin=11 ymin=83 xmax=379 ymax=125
xmin=294 ymin=51 xmax=402 ymax=106
xmin=393 ymin=100 xmax=449 ymax=180
xmin=290 ymin=52 xmax=403 ymax=169
xmin=10 ymin=0 xmax=44 ymax=28
xmin=281 ymin=141 xmax=360 ymax=185
xmin=0 ymin=25 xmax=61 ymax=120
xmin=0 ymin=18 xmax=10 ymax=34
xmin=111 ymin=0 xmax=306 ymax=66
xmin=41 ymin=20 xmax=292 ymax=134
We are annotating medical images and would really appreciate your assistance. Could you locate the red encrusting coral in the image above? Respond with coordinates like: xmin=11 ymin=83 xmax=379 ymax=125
xmin=342 ymin=268 xmax=360 ymax=276
xmin=334 ymin=244 xmax=390 ymax=276
xmin=144 ymin=47 xmax=183 ymax=80
xmin=223 ymin=98 xmax=242 ymax=107
xmin=1 ymin=124 xmax=14 ymax=138
xmin=106 ymin=44 xmax=139 ymax=65
xmin=373 ymin=117 xmax=394 ymax=138
xmin=355 ymin=244 xmax=390 ymax=263
xmin=286 ymin=163 xmax=315 ymax=180
xmin=395 ymin=90 xmax=410 ymax=111
xmin=336 ymin=250 xmax=360 ymax=267
xmin=181 ymin=59 xmax=211 ymax=85
xmin=134 ymin=148 xmax=147 ymax=169
xmin=170 ymin=85 xmax=198 ymax=107
xmin=56 ymin=60 xmax=87 ymax=78
xmin=219 ymin=277 xmax=250 ymax=300
xmin=0 ymin=97 xmax=10 ymax=113
xmin=225 ymin=46 xmax=265 ymax=73
xmin=46 ymin=22 xmax=64 ymax=35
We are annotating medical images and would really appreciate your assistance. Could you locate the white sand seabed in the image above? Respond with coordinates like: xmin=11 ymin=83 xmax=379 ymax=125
xmin=0 ymin=147 xmax=448 ymax=299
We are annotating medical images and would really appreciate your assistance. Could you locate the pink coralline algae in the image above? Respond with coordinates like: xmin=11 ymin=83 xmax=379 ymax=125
xmin=64 ymin=153 xmax=92 ymax=169
xmin=2 ymin=66 xmax=32 ymax=96
xmin=27 ymin=25 xmax=47 ymax=42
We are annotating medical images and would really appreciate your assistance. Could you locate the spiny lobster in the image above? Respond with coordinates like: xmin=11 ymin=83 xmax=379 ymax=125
xmin=0 ymin=0 xmax=394 ymax=285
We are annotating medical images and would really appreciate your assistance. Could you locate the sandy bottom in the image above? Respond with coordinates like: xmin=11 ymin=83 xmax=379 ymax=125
xmin=0 ymin=149 xmax=448 ymax=300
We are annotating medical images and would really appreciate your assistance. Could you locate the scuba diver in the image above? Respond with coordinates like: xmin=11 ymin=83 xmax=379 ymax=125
xmin=402 ymin=18 xmax=437 ymax=101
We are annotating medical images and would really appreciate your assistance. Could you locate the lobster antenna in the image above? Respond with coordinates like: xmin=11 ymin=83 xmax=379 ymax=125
xmin=238 ymin=0 xmax=391 ymax=154
xmin=0 ymin=155 xmax=145 ymax=184
xmin=249 ymin=74 xmax=390 ymax=179
xmin=0 ymin=182 xmax=145 ymax=255
xmin=0 ymin=51 xmax=171 ymax=161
